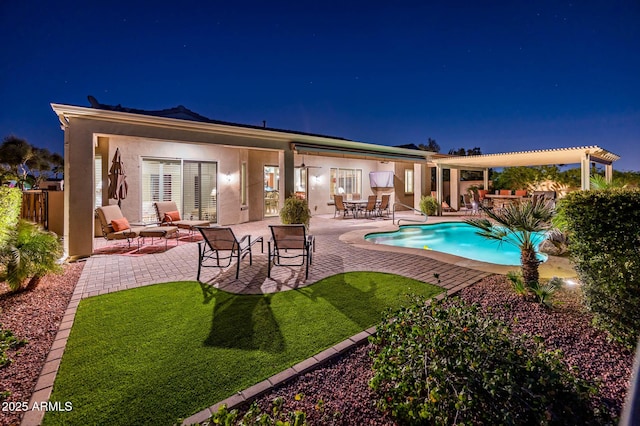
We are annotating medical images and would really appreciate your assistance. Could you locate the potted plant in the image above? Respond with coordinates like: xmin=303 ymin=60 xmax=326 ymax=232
xmin=419 ymin=195 xmax=438 ymax=215
xmin=279 ymin=195 xmax=311 ymax=228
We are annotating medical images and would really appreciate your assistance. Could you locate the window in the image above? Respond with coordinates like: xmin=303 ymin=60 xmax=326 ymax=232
xmin=94 ymin=155 xmax=102 ymax=209
xmin=142 ymin=159 xmax=182 ymax=222
xmin=405 ymin=169 xmax=414 ymax=194
xmin=330 ymin=168 xmax=362 ymax=199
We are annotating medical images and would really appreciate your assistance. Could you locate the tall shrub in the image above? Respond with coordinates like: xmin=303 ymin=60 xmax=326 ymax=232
xmin=560 ymin=188 xmax=640 ymax=349
xmin=0 ymin=187 xmax=21 ymax=248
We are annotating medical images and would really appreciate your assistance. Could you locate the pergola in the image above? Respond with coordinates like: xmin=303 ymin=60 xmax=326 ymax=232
xmin=431 ymin=145 xmax=620 ymax=213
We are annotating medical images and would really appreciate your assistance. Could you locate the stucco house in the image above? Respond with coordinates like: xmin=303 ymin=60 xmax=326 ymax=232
xmin=51 ymin=98 xmax=620 ymax=260
xmin=51 ymin=98 xmax=449 ymax=259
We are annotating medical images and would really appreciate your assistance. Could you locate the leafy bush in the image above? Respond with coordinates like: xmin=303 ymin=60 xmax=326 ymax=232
xmin=279 ymin=195 xmax=311 ymax=228
xmin=559 ymin=188 xmax=640 ymax=349
xmin=0 ymin=187 xmax=21 ymax=249
xmin=199 ymin=397 xmax=307 ymax=426
xmin=0 ymin=323 xmax=27 ymax=368
xmin=419 ymin=195 xmax=438 ymax=215
xmin=369 ymin=297 xmax=610 ymax=425
xmin=0 ymin=220 xmax=62 ymax=291
xmin=506 ymin=270 xmax=562 ymax=307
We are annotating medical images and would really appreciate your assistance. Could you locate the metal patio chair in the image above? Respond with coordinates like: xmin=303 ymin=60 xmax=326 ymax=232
xmin=268 ymin=224 xmax=315 ymax=280
xmin=196 ymin=226 xmax=263 ymax=280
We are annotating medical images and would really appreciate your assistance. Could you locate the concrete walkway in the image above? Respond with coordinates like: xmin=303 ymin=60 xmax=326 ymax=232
xmin=24 ymin=213 xmax=530 ymax=425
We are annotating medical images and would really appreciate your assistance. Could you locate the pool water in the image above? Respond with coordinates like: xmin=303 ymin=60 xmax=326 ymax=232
xmin=365 ymin=222 xmax=548 ymax=266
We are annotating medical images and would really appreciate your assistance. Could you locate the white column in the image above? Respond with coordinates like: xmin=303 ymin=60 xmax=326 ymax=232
xmin=581 ymin=153 xmax=591 ymax=190
xmin=605 ymin=164 xmax=613 ymax=183
xmin=450 ymin=168 xmax=460 ymax=211
xmin=413 ymin=163 xmax=423 ymax=213
xmin=436 ymin=164 xmax=443 ymax=215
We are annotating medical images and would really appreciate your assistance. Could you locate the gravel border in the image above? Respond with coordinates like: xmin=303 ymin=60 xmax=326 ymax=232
xmin=0 ymin=262 xmax=83 ymax=426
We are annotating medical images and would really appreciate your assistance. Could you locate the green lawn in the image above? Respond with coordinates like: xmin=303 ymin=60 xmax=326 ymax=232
xmin=44 ymin=272 xmax=441 ymax=425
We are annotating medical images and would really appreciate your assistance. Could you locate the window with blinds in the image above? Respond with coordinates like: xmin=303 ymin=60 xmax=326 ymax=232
xmin=330 ymin=168 xmax=362 ymax=199
xmin=141 ymin=159 xmax=182 ymax=222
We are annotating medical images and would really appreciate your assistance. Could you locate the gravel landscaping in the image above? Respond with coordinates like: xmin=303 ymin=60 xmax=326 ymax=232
xmin=235 ymin=275 xmax=634 ymax=425
xmin=0 ymin=262 xmax=83 ymax=426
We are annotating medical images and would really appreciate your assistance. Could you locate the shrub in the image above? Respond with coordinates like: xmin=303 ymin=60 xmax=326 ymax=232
xmin=0 ymin=323 xmax=27 ymax=369
xmin=0 ymin=220 xmax=63 ymax=291
xmin=199 ymin=398 xmax=307 ymax=426
xmin=369 ymin=297 xmax=610 ymax=425
xmin=419 ymin=195 xmax=438 ymax=215
xmin=279 ymin=195 xmax=311 ymax=228
xmin=506 ymin=270 xmax=562 ymax=307
xmin=0 ymin=187 xmax=21 ymax=249
xmin=560 ymin=188 xmax=640 ymax=349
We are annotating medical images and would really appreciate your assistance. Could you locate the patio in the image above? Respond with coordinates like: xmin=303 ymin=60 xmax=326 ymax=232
xmin=81 ymin=212 xmax=575 ymax=299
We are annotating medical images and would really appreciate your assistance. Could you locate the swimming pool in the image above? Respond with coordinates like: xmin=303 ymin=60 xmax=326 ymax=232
xmin=365 ymin=222 xmax=548 ymax=266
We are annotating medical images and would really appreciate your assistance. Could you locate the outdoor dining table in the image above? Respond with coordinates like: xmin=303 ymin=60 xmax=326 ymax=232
xmin=344 ymin=199 xmax=378 ymax=218
xmin=484 ymin=194 xmax=526 ymax=209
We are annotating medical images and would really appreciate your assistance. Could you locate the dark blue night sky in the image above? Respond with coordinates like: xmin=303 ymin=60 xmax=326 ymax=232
xmin=1 ymin=1 xmax=639 ymax=170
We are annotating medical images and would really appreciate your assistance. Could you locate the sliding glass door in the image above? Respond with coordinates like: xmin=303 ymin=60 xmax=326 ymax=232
xmin=184 ymin=161 xmax=217 ymax=222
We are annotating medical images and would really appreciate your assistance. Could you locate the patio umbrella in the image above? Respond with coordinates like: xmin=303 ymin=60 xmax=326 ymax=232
xmin=108 ymin=147 xmax=128 ymax=207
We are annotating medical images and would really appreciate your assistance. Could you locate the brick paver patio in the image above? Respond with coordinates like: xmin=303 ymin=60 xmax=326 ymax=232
xmin=77 ymin=214 xmax=492 ymax=298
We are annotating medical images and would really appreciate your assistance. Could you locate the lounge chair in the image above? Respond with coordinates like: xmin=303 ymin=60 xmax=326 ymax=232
xmin=268 ymin=224 xmax=315 ymax=280
xmin=334 ymin=195 xmax=354 ymax=218
xmin=95 ymin=205 xmax=148 ymax=246
xmin=154 ymin=201 xmax=210 ymax=235
xmin=196 ymin=226 xmax=263 ymax=280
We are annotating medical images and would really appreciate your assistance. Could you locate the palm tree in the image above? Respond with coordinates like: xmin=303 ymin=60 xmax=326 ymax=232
xmin=0 ymin=220 xmax=62 ymax=291
xmin=465 ymin=197 xmax=554 ymax=285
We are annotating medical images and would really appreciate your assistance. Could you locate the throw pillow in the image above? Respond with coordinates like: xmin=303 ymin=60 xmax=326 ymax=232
xmin=111 ymin=217 xmax=130 ymax=232
xmin=164 ymin=210 xmax=181 ymax=222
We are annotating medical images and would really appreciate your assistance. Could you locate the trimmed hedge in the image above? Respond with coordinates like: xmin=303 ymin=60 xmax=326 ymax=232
xmin=560 ymin=188 xmax=640 ymax=349
xmin=0 ymin=186 xmax=21 ymax=248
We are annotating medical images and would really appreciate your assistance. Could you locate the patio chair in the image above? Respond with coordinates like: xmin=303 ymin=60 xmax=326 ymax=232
xmin=441 ymin=201 xmax=453 ymax=212
xmin=377 ymin=194 xmax=390 ymax=217
xmin=334 ymin=195 xmax=354 ymax=218
xmin=358 ymin=195 xmax=378 ymax=218
xmin=95 ymin=205 xmax=148 ymax=247
xmin=154 ymin=201 xmax=210 ymax=235
xmin=196 ymin=226 xmax=263 ymax=280
xmin=268 ymin=224 xmax=315 ymax=280
xmin=499 ymin=189 xmax=512 ymax=196
xmin=461 ymin=194 xmax=478 ymax=215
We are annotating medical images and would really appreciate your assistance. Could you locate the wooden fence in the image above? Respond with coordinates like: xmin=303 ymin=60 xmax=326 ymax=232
xmin=21 ymin=190 xmax=49 ymax=230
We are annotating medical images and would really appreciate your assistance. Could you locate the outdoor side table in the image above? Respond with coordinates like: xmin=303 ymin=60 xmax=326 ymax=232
xmin=137 ymin=226 xmax=179 ymax=251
